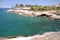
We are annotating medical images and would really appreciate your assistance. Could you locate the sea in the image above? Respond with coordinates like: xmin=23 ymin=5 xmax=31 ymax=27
xmin=0 ymin=8 xmax=60 ymax=37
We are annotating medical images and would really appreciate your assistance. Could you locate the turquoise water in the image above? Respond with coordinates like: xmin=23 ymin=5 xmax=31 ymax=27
xmin=0 ymin=8 xmax=60 ymax=37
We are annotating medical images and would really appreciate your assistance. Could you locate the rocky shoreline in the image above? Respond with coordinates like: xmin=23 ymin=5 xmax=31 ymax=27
xmin=0 ymin=31 xmax=60 ymax=40
xmin=7 ymin=9 xmax=60 ymax=20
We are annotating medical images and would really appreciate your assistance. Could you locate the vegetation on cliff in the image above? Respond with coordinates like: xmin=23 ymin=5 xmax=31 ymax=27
xmin=13 ymin=3 xmax=60 ymax=11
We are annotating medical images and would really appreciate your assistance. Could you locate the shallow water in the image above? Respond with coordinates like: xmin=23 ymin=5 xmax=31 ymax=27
xmin=0 ymin=8 xmax=60 ymax=37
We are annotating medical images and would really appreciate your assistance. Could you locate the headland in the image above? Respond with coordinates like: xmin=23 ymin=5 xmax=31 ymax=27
xmin=7 ymin=4 xmax=60 ymax=20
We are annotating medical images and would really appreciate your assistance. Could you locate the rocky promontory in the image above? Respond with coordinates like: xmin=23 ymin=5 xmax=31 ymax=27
xmin=7 ymin=9 xmax=60 ymax=20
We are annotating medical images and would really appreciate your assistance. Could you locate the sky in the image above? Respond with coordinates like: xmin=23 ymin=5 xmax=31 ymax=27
xmin=0 ymin=0 xmax=60 ymax=8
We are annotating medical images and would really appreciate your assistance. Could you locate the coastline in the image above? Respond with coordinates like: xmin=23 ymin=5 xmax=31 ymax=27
xmin=0 ymin=31 xmax=60 ymax=40
xmin=7 ymin=9 xmax=60 ymax=20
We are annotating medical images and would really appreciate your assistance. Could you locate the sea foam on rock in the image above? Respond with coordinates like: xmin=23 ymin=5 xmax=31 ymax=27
xmin=0 ymin=31 xmax=60 ymax=40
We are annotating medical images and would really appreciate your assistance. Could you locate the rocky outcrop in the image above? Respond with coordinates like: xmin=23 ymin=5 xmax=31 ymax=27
xmin=0 ymin=31 xmax=60 ymax=40
xmin=7 ymin=9 xmax=60 ymax=20
xmin=37 ymin=10 xmax=60 ymax=20
xmin=32 ymin=31 xmax=60 ymax=40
